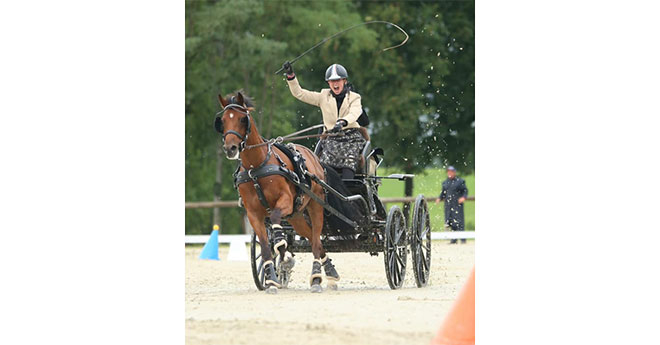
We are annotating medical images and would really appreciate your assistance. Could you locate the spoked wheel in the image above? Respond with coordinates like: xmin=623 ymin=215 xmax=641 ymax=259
xmin=411 ymin=195 xmax=432 ymax=287
xmin=250 ymin=230 xmax=289 ymax=290
xmin=384 ymin=205 xmax=407 ymax=289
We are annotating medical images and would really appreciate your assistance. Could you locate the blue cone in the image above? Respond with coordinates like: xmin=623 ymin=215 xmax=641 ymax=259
xmin=199 ymin=229 xmax=219 ymax=260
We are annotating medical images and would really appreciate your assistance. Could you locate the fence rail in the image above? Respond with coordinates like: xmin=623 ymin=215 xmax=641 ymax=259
xmin=185 ymin=231 xmax=475 ymax=244
xmin=185 ymin=196 xmax=474 ymax=209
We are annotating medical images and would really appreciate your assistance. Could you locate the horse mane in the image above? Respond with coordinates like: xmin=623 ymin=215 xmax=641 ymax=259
xmin=226 ymin=89 xmax=255 ymax=108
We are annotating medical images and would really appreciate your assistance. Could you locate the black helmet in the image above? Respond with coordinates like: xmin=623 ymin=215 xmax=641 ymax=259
xmin=325 ymin=64 xmax=348 ymax=81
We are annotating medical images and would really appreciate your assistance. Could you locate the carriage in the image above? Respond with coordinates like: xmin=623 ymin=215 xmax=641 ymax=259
xmin=248 ymin=139 xmax=433 ymax=290
xmin=216 ymin=92 xmax=432 ymax=292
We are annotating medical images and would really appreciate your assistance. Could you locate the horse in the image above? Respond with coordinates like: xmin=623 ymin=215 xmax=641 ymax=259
xmin=214 ymin=91 xmax=341 ymax=294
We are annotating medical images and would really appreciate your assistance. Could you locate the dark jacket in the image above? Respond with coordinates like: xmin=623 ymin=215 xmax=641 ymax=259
xmin=439 ymin=177 xmax=468 ymax=230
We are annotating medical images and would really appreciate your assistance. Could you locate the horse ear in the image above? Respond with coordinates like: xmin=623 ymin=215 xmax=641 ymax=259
xmin=218 ymin=93 xmax=228 ymax=107
xmin=236 ymin=92 xmax=245 ymax=106
xmin=214 ymin=116 xmax=224 ymax=133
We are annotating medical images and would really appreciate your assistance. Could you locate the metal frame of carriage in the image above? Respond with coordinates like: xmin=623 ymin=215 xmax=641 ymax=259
xmin=249 ymin=139 xmax=432 ymax=290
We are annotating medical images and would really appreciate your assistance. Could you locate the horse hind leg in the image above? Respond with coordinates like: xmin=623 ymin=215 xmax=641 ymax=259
xmin=286 ymin=212 xmax=324 ymax=293
xmin=321 ymin=254 xmax=340 ymax=290
xmin=307 ymin=199 xmax=326 ymax=293
xmin=310 ymin=259 xmax=323 ymax=293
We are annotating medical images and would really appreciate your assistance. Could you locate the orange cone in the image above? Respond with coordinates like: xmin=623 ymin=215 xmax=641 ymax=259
xmin=431 ymin=267 xmax=475 ymax=345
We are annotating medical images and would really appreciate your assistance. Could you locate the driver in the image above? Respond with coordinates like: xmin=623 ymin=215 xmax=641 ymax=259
xmin=282 ymin=61 xmax=366 ymax=180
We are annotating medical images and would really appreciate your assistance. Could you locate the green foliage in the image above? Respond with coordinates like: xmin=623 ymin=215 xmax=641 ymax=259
xmin=378 ymin=167 xmax=475 ymax=232
xmin=185 ymin=0 xmax=474 ymax=234
xmin=356 ymin=1 xmax=475 ymax=173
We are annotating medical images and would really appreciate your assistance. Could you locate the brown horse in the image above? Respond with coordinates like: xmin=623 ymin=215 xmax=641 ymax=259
xmin=215 ymin=91 xmax=340 ymax=293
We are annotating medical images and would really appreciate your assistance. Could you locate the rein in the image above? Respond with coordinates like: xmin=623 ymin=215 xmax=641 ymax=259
xmin=217 ymin=104 xmax=341 ymax=152
xmin=243 ymin=124 xmax=345 ymax=150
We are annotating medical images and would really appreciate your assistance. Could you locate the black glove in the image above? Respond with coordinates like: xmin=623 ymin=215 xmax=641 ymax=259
xmin=330 ymin=119 xmax=346 ymax=133
xmin=282 ymin=61 xmax=294 ymax=75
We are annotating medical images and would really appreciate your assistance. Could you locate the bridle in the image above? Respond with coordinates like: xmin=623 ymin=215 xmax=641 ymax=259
xmin=215 ymin=101 xmax=345 ymax=154
xmin=215 ymin=103 xmax=252 ymax=152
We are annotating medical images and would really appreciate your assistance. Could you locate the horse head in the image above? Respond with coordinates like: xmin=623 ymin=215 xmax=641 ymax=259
xmin=215 ymin=91 xmax=254 ymax=160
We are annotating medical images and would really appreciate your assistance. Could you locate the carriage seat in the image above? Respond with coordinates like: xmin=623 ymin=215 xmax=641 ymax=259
xmin=356 ymin=141 xmax=383 ymax=176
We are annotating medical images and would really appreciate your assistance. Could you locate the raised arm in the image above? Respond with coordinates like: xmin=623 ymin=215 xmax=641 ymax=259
xmin=282 ymin=61 xmax=321 ymax=107
xmin=286 ymin=76 xmax=322 ymax=106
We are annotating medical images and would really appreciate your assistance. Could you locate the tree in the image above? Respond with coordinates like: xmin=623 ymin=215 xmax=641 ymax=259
xmin=185 ymin=0 xmax=474 ymax=234
xmin=355 ymin=0 xmax=475 ymax=197
xmin=185 ymin=0 xmax=379 ymax=234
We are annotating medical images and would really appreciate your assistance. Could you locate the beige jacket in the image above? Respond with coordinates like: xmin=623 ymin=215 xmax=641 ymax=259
xmin=286 ymin=77 xmax=362 ymax=131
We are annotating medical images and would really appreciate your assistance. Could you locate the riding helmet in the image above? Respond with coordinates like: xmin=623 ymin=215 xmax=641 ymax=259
xmin=325 ymin=64 xmax=348 ymax=81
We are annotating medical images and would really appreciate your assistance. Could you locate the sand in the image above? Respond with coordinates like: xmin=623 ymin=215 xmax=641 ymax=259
xmin=186 ymin=240 xmax=474 ymax=345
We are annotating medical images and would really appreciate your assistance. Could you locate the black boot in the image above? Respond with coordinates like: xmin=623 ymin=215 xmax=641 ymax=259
xmin=321 ymin=255 xmax=340 ymax=290
xmin=310 ymin=259 xmax=323 ymax=293
xmin=264 ymin=260 xmax=281 ymax=293
xmin=271 ymin=224 xmax=286 ymax=256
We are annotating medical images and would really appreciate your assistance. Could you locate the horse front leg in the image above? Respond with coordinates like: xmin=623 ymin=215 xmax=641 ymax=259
xmin=270 ymin=194 xmax=295 ymax=280
xmin=247 ymin=211 xmax=280 ymax=294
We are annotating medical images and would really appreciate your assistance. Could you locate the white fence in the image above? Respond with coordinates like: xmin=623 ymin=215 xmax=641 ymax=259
xmin=184 ymin=231 xmax=475 ymax=244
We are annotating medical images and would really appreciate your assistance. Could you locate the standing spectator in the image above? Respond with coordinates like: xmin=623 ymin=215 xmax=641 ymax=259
xmin=436 ymin=166 xmax=469 ymax=244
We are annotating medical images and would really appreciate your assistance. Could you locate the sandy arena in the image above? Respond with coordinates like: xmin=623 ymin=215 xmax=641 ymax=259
xmin=186 ymin=240 xmax=474 ymax=345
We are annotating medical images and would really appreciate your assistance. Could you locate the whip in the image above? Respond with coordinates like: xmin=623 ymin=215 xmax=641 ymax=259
xmin=274 ymin=20 xmax=409 ymax=75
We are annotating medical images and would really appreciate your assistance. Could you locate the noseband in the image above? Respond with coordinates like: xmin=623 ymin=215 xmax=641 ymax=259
xmin=216 ymin=103 xmax=252 ymax=151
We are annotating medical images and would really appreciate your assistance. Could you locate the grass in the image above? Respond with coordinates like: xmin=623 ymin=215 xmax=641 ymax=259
xmin=376 ymin=167 xmax=475 ymax=232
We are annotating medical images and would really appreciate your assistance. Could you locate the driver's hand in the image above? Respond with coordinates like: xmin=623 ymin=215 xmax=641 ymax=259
xmin=330 ymin=120 xmax=344 ymax=133
xmin=282 ymin=61 xmax=294 ymax=76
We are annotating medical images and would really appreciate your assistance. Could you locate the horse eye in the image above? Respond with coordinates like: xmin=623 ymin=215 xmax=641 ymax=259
xmin=240 ymin=116 xmax=249 ymax=125
xmin=214 ymin=117 xmax=224 ymax=132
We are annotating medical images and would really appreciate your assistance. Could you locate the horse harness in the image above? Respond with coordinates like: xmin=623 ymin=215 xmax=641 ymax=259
xmin=215 ymin=103 xmax=322 ymax=219
xmin=216 ymin=102 xmax=313 ymax=216
xmin=215 ymin=102 xmax=253 ymax=152
xmin=233 ymin=141 xmax=312 ymax=216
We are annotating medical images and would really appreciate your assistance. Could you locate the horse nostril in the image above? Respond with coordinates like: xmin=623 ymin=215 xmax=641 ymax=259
xmin=224 ymin=144 xmax=238 ymax=154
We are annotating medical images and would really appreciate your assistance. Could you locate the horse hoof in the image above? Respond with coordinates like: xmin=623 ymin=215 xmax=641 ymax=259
xmin=265 ymin=286 xmax=278 ymax=294
xmin=327 ymin=282 xmax=338 ymax=290
xmin=310 ymin=284 xmax=322 ymax=293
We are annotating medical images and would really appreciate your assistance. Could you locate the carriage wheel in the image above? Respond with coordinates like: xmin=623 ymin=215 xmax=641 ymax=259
xmin=411 ymin=195 xmax=432 ymax=287
xmin=384 ymin=205 xmax=407 ymax=289
xmin=250 ymin=231 xmax=289 ymax=290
